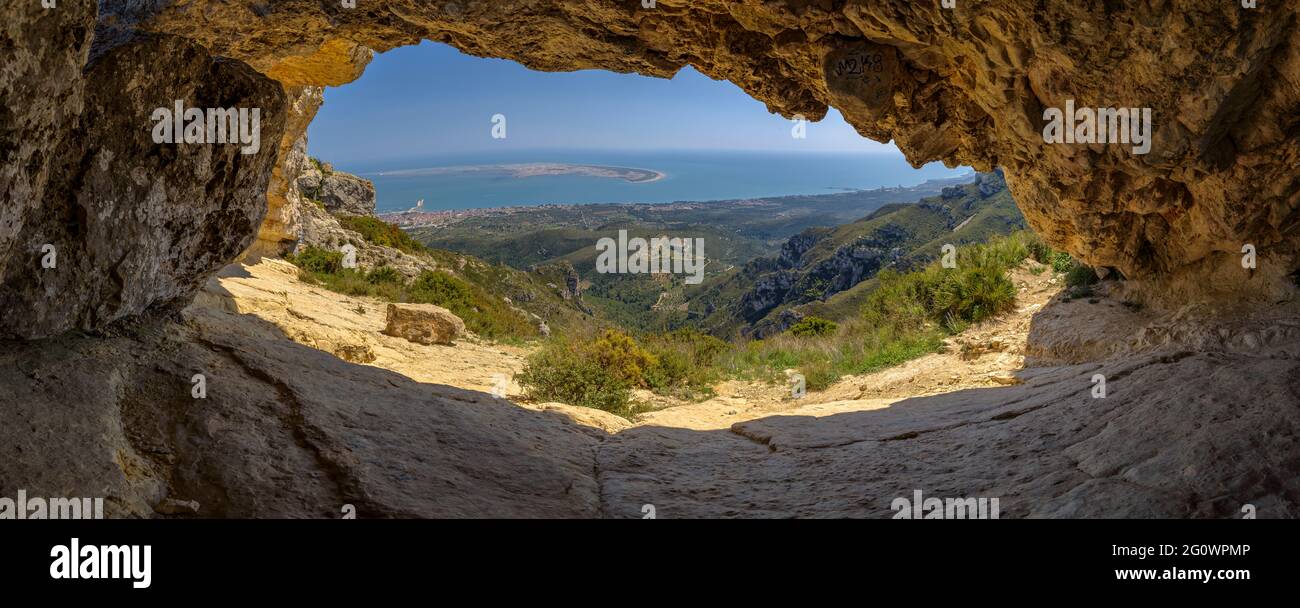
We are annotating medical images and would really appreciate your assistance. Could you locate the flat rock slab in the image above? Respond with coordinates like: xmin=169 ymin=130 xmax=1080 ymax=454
xmin=599 ymin=351 xmax=1300 ymax=518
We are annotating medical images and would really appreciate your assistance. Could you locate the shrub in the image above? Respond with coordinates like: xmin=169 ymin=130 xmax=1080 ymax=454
xmin=409 ymin=271 xmax=474 ymax=310
xmin=640 ymin=329 xmax=727 ymax=399
xmin=517 ymin=337 xmax=636 ymax=416
xmin=931 ymin=263 xmax=1018 ymax=325
xmin=1023 ymin=232 xmax=1054 ymax=264
xmin=1050 ymin=250 xmax=1074 ymax=273
xmin=788 ymin=316 xmax=839 ymax=337
xmin=338 ymin=216 xmax=427 ymax=255
xmin=1065 ymin=263 xmax=1098 ymax=288
xmin=289 ymin=246 xmax=344 ymax=274
xmin=590 ymin=329 xmax=658 ymax=388
xmin=366 ymin=266 xmax=403 ymax=285
xmin=409 ymin=270 xmax=536 ymax=339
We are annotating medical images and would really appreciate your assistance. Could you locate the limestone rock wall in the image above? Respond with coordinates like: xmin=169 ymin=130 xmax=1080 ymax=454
xmin=246 ymin=85 xmax=324 ymax=260
xmin=1 ymin=2 xmax=286 ymax=338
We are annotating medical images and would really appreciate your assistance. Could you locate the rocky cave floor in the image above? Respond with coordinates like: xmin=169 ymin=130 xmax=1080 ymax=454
xmin=3 ymin=259 xmax=1298 ymax=519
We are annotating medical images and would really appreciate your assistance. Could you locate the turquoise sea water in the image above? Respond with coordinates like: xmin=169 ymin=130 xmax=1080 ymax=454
xmin=335 ymin=150 xmax=968 ymax=213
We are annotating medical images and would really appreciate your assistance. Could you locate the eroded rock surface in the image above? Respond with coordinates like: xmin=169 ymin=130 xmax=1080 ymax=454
xmin=1 ymin=5 xmax=286 ymax=338
xmin=297 ymin=160 xmax=378 ymax=218
xmin=0 ymin=315 xmax=605 ymax=519
xmin=99 ymin=0 xmax=1300 ymax=303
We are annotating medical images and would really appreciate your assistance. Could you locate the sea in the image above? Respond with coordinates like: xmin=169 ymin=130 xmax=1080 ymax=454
xmin=333 ymin=149 xmax=970 ymax=214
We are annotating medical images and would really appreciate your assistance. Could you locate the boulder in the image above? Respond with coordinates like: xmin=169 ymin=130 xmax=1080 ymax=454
xmin=382 ymin=303 xmax=466 ymax=345
xmin=0 ymin=24 xmax=286 ymax=339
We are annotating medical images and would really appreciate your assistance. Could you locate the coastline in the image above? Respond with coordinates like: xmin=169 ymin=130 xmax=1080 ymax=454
xmin=377 ymin=172 xmax=977 ymax=229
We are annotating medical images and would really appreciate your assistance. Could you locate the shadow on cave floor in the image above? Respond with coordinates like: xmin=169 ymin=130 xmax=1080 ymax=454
xmin=189 ymin=268 xmax=1300 ymax=519
xmin=7 ymin=271 xmax=1294 ymax=519
xmin=602 ymin=344 xmax=1300 ymax=518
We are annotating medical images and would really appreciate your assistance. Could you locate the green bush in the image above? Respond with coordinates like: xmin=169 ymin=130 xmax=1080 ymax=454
xmin=1023 ymin=232 xmax=1054 ymax=265
xmin=931 ymin=263 xmax=1018 ymax=326
xmin=1050 ymin=251 xmax=1074 ymax=273
xmin=338 ymin=216 xmax=427 ymax=255
xmin=1065 ymin=263 xmax=1098 ymax=288
xmin=640 ymin=328 xmax=727 ymax=400
xmin=288 ymin=246 xmax=344 ymax=274
xmin=409 ymin=270 xmax=536 ymax=340
xmin=788 ymin=316 xmax=839 ymax=337
xmin=409 ymin=271 xmax=475 ymax=310
xmin=516 ymin=328 xmax=730 ymax=413
xmin=517 ymin=337 xmax=637 ymax=416
xmin=590 ymin=329 xmax=658 ymax=388
xmin=366 ymin=266 xmax=403 ymax=285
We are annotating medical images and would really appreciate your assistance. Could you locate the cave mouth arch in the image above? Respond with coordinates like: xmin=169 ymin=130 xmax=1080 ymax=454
xmin=117 ymin=0 xmax=1296 ymax=308
xmin=297 ymin=40 xmax=968 ymax=215
xmin=5 ymin=1 xmax=1297 ymax=340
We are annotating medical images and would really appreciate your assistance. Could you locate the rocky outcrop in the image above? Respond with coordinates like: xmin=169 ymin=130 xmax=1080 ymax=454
xmin=0 ymin=3 xmax=94 ymax=284
xmin=293 ymin=184 xmax=436 ymax=280
xmin=0 ymin=320 xmax=607 ymax=518
xmin=297 ymin=160 xmax=378 ymax=218
xmin=0 ymin=11 xmax=286 ymax=339
xmin=600 ymin=347 xmax=1300 ymax=518
xmin=246 ymin=86 xmax=324 ymax=259
xmin=382 ymin=303 xmax=466 ymax=346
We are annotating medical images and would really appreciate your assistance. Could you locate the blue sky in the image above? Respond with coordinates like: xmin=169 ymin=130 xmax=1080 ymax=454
xmin=307 ymin=42 xmax=897 ymax=165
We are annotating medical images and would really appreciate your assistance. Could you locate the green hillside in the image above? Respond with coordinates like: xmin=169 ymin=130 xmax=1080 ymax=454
xmin=687 ymin=171 xmax=1025 ymax=338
